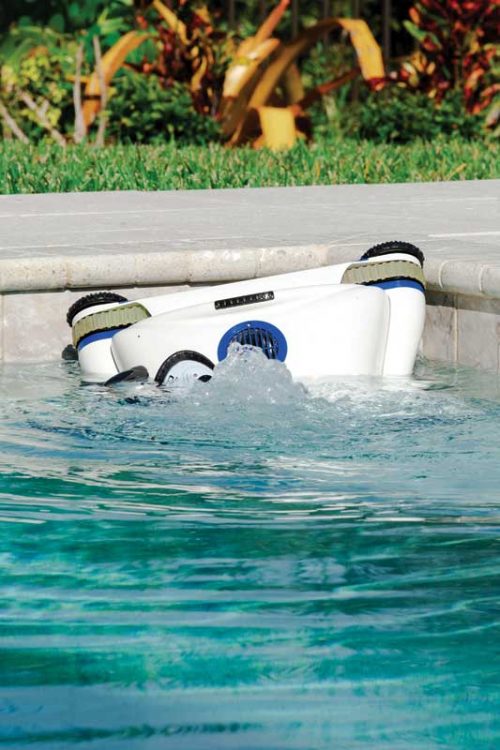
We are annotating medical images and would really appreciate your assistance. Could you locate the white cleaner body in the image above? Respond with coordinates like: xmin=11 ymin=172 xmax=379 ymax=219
xmin=67 ymin=242 xmax=426 ymax=385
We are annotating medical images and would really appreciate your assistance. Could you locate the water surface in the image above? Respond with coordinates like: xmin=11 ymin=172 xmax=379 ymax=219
xmin=0 ymin=349 xmax=499 ymax=749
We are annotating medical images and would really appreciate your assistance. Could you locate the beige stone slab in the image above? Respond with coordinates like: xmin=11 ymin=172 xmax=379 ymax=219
xmin=0 ymin=246 xmax=334 ymax=293
xmin=421 ymin=258 xmax=443 ymax=292
xmin=456 ymin=295 xmax=500 ymax=373
xmin=257 ymin=245 xmax=331 ymax=277
xmin=422 ymin=292 xmax=457 ymax=364
xmin=3 ymin=289 xmax=82 ymax=363
xmin=480 ymin=264 xmax=500 ymax=299
xmin=187 ymin=248 xmax=258 ymax=283
xmin=0 ymin=294 xmax=3 ymax=362
xmin=439 ymin=261 xmax=486 ymax=297
xmin=1 ymin=285 xmax=190 ymax=363
xmin=134 ymin=252 xmax=189 ymax=286
xmin=0 ymin=258 xmax=67 ymax=292
xmin=66 ymin=255 xmax=137 ymax=288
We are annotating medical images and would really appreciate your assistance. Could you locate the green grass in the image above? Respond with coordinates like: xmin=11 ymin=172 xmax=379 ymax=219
xmin=0 ymin=137 xmax=498 ymax=194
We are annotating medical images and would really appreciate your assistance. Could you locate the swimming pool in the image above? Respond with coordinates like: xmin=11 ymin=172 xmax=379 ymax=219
xmin=0 ymin=348 xmax=499 ymax=749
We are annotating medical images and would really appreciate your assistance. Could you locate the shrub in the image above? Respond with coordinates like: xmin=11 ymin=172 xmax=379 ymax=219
xmin=400 ymin=0 xmax=499 ymax=114
xmin=0 ymin=26 xmax=77 ymax=141
xmin=106 ymin=70 xmax=221 ymax=145
xmin=350 ymin=86 xmax=484 ymax=143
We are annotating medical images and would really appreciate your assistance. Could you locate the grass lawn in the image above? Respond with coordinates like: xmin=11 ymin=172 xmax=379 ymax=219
xmin=0 ymin=137 xmax=498 ymax=194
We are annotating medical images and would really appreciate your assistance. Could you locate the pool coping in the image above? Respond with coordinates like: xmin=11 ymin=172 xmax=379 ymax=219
xmin=0 ymin=246 xmax=499 ymax=299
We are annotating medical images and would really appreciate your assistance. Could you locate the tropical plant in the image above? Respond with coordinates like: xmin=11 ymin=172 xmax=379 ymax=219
xmin=220 ymin=7 xmax=386 ymax=148
xmin=82 ymin=1 xmax=385 ymax=149
xmin=2 ymin=0 xmax=387 ymax=149
xmin=398 ymin=0 xmax=499 ymax=114
xmin=351 ymin=87 xmax=484 ymax=143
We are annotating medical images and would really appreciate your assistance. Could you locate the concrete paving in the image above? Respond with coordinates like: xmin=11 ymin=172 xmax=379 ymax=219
xmin=0 ymin=179 xmax=499 ymax=296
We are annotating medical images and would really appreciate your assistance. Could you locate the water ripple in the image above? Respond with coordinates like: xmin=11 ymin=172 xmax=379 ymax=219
xmin=0 ymin=353 xmax=499 ymax=749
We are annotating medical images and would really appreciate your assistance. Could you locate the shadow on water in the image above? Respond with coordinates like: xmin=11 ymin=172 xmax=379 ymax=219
xmin=0 ymin=349 xmax=499 ymax=749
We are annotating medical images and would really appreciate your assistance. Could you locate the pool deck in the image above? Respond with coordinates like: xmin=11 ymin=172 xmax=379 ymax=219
xmin=1 ymin=179 xmax=499 ymax=370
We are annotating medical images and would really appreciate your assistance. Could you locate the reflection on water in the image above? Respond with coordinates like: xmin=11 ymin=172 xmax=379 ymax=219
xmin=0 ymin=349 xmax=499 ymax=749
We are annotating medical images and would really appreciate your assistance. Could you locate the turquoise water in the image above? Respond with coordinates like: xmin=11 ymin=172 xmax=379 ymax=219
xmin=0 ymin=348 xmax=499 ymax=750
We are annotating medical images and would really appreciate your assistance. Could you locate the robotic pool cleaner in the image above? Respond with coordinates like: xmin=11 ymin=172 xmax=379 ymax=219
xmin=66 ymin=241 xmax=426 ymax=386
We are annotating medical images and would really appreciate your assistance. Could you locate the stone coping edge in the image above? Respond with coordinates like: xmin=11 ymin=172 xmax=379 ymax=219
xmin=1 ymin=245 xmax=499 ymax=300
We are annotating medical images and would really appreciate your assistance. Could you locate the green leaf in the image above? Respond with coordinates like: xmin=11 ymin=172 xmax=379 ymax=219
xmin=48 ymin=13 xmax=65 ymax=33
xmin=403 ymin=20 xmax=427 ymax=42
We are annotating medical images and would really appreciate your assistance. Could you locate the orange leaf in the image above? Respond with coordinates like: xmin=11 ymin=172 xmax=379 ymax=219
xmin=249 ymin=19 xmax=384 ymax=112
xmin=152 ymin=0 xmax=189 ymax=45
xmin=255 ymin=105 xmax=297 ymax=150
xmin=254 ymin=0 xmax=290 ymax=45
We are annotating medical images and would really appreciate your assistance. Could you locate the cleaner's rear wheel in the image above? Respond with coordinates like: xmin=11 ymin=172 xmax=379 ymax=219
xmin=66 ymin=292 xmax=128 ymax=327
xmin=360 ymin=241 xmax=424 ymax=266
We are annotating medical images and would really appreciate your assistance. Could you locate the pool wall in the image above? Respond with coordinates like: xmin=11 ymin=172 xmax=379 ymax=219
xmin=1 ymin=181 xmax=499 ymax=371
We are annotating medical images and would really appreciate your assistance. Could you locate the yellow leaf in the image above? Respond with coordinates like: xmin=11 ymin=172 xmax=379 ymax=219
xmin=222 ymin=38 xmax=280 ymax=99
xmin=231 ymin=0 xmax=289 ymax=64
xmin=256 ymin=106 xmax=297 ymax=150
xmin=152 ymin=0 xmax=189 ymax=46
xmin=194 ymin=6 xmax=211 ymax=26
xmin=337 ymin=19 xmax=385 ymax=81
xmin=282 ymin=63 xmax=304 ymax=104
xmin=251 ymin=18 xmax=383 ymax=111
xmin=191 ymin=56 xmax=208 ymax=92
xmin=254 ymin=0 xmax=290 ymax=45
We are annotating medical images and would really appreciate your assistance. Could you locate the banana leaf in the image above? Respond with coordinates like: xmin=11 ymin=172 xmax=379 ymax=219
xmin=230 ymin=18 xmax=384 ymax=145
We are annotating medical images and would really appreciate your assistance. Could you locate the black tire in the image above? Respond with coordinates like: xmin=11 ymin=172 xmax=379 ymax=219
xmin=360 ymin=241 xmax=424 ymax=267
xmin=66 ymin=292 xmax=128 ymax=327
xmin=155 ymin=350 xmax=215 ymax=386
xmin=61 ymin=344 xmax=78 ymax=361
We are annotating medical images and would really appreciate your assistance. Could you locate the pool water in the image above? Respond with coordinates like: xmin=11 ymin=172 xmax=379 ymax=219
xmin=0 ymin=348 xmax=499 ymax=750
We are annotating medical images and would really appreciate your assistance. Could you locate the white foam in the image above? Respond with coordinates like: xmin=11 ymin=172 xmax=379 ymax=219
xmin=191 ymin=343 xmax=308 ymax=407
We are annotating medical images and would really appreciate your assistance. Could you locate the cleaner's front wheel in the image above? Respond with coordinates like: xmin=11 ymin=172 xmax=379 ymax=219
xmin=155 ymin=351 xmax=215 ymax=386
